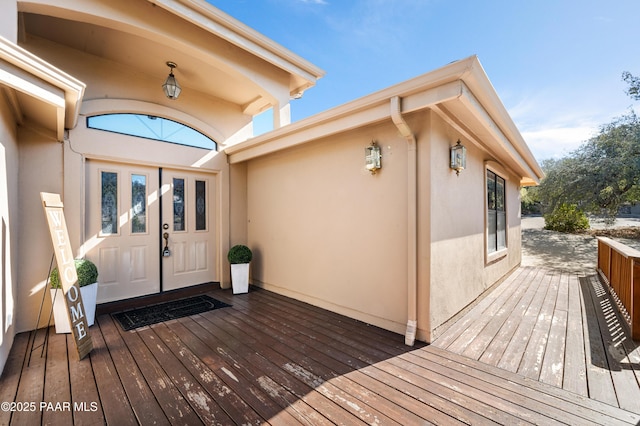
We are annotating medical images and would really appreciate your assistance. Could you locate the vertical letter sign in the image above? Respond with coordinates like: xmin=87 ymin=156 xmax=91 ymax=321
xmin=41 ymin=192 xmax=93 ymax=359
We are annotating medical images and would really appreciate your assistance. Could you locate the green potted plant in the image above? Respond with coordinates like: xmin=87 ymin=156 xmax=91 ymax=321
xmin=228 ymin=245 xmax=252 ymax=294
xmin=50 ymin=258 xmax=99 ymax=333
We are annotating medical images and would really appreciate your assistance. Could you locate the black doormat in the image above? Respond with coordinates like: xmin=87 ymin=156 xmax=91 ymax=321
xmin=112 ymin=295 xmax=231 ymax=331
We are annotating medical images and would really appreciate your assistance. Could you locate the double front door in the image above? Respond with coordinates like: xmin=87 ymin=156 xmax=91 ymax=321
xmin=86 ymin=160 xmax=216 ymax=303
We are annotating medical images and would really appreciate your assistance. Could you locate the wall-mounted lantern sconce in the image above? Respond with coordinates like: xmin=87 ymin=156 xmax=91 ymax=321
xmin=162 ymin=61 xmax=182 ymax=100
xmin=365 ymin=141 xmax=382 ymax=174
xmin=450 ymin=139 xmax=466 ymax=176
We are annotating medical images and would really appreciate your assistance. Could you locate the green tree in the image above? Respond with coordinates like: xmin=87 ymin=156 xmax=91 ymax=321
xmin=520 ymin=186 xmax=541 ymax=215
xmin=537 ymin=111 xmax=640 ymax=221
xmin=623 ymin=71 xmax=640 ymax=101
xmin=536 ymin=71 xmax=640 ymax=226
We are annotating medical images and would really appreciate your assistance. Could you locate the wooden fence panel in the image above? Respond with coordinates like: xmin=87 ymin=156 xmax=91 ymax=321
xmin=634 ymin=262 xmax=640 ymax=341
xmin=598 ymin=239 xmax=611 ymax=281
xmin=597 ymin=237 xmax=640 ymax=340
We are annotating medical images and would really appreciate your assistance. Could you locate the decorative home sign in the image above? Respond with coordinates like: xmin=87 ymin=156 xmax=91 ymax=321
xmin=41 ymin=192 xmax=93 ymax=359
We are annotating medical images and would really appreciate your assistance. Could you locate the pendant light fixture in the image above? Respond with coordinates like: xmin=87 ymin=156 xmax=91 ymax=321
xmin=162 ymin=61 xmax=181 ymax=100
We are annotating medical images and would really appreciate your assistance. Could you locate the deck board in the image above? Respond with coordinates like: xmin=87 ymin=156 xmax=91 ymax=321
xmin=436 ymin=266 xmax=640 ymax=416
xmin=478 ymin=267 xmax=544 ymax=366
xmin=518 ymin=269 xmax=560 ymax=380
xmin=415 ymin=347 xmax=640 ymax=426
xmin=42 ymin=330 xmax=73 ymax=426
xmin=136 ymin=323 xmax=236 ymax=425
xmin=177 ymin=316 xmax=326 ymax=425
xmin=436 ymin=267 xmax=528 ymax=352
xmin=0 ymin=333 xmax=28 ymax=426
xmin=90 ymin=319 xmax=139 ymax=425
xmin=166 ymin=318 xmax=292 ymax=424
xmin=539 ymin=274 xmax=568 ymax=388
xmin=11 ymin=330 xmax=46 ymax=426
xmin=498 ymin=269 xmax=552 ymax=372
xmin=98 ymin=315 xmax=169 ymax=425
xmin=583 ymin=275 xmax=640 ymax=413
xmin=562 ymin=273 xmax=588 ymax=396
xmin=1 ymin=267 xmax=640 ymax=425
xmin=114 ymin=318 xmax=204 ymax=425
xmin=66 ymin=332 xmax=105 ymax=425
xmin=460 ymin=268 xmax=531 ymax=360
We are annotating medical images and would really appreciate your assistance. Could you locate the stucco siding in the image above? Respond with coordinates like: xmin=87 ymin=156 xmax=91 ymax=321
xmin=245 ymin=110 xmax=526 ymax=341
xmin=428 ymin=113 xmax=486 ymax=334
xmin=229 ymin=162 xmax=248 ymax=254
xmin=247 ymin=121 xmax=410 ymax=334
xmin=0 ymin=99 xmax=18 ymax=374
xmin=16 ymin=128 xmax=63 ymax=333
xmin=428 ymin=113 xmax=522 ymax=336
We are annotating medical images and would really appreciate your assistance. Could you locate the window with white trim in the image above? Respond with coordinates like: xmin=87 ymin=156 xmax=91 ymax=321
xmin=487 ymin=169 xmax=506 ymax=254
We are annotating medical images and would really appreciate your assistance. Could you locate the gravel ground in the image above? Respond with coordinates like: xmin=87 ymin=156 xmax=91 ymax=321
xmin=521 ymin=216 xmax=640 ymax=274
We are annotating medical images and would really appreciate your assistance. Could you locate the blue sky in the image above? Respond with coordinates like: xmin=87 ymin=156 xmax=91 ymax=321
xmin=210 ymin=0 xmax=640 ymax=162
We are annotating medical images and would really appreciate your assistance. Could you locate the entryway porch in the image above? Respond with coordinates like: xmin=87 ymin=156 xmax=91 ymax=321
xmin=1 ymin=266 xmax=639 ymax=425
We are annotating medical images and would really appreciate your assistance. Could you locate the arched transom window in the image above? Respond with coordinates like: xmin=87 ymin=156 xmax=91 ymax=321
xmin=87 ymin=113 xmax=217 ymax=150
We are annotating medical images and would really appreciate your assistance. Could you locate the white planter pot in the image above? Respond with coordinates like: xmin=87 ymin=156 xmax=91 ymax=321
xmin=50 ymin=283 xmax=98 ymax=334
xmin=231 ymin=263 xmax=250 ymax=294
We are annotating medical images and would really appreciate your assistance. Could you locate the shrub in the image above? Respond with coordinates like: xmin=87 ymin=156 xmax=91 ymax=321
xmin=50 ymin=259 xmax=99 ymax=289
xmin=227 ymin=245 xmax=252 ymax=264
xmin=544 ymin=203 xmax=590 ymax=233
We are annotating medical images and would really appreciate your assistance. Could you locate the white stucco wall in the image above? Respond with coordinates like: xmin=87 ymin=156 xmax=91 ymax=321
xmin=0 ymin=100 xmax=19 ymax=374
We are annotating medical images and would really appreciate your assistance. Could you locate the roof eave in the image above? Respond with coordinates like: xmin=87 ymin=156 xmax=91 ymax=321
xmin=148 ymin=0 xmax=326 ymax=87
xmin=0 ymin=35 xmax=85 ymax=139
xmin=226 ymin=56 xmax=543 ymax=186
xmin=225 ymin=57 xmax=478 ymax=161
xmin=459 ymin=57 xmax=544 ymax=184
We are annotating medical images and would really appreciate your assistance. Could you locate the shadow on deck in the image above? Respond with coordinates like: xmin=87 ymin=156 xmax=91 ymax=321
xmin=580 ymin=274 xmax=640 ymax=373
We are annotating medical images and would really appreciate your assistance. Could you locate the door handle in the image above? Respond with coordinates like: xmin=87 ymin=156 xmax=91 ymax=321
xmin=162 ymin=232 xmax=171 ymax=257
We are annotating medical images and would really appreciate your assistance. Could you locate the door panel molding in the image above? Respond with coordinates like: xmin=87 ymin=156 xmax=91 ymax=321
xmin=161 ymin=168 xmax=217 ymax=291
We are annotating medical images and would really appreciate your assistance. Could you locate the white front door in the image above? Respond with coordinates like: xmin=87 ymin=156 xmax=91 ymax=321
xmin=161 ymin=168 xmax=216 ymax=291
xmin=86 ymin=161 xmax=217 ymax=303
xmin=86 ymin=160 xmax=160 ymax=303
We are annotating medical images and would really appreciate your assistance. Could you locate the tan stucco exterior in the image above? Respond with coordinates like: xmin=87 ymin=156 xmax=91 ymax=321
xmin=0 ymin=0 xmax=542 ymax=374
xmin=233 ymin=107 xmax=524 ymax=343
xmin=227 ymin=57 xmax=542 ymax=342
xmin=0 ymin=91 xmax=19 ymax=374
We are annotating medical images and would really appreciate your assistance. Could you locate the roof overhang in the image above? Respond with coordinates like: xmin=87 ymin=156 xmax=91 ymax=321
xmin=0 ymin=36 xmax=85 ymax=141
xmin=18 ymin=0 xmax=324 ymax=112
xmin=225 ymin=56 xmax=543 ymax=186
xmin=148 ymin=0 xmax=326 ymax=97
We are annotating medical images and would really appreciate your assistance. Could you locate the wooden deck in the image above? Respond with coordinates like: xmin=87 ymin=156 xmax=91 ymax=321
xmin=434 ymin=266 xmax=640 ymax=415
xmin=1 ymin=268 xmax=639 ymax=425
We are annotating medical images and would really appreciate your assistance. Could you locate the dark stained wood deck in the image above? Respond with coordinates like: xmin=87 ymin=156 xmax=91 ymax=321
xmin=1 ymin=269 xmax=640 ymax=425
